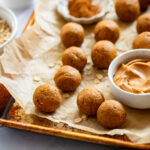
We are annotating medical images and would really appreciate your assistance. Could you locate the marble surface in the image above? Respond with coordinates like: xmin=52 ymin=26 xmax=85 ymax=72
xmin=0 ymin=1 xmax=134 ymax=150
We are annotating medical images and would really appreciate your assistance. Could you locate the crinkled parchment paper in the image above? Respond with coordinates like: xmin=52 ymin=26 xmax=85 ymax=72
xmin=1 ymin=0 xmax=150 ymax=144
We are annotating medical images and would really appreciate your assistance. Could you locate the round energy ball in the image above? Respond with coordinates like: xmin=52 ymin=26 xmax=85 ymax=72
xmin=91 ymin=40 xmax=117 ymax=69
xmin=139 ymin=0 xmax=150 ymax=11
xmin=77 ymin=87 xmax=104 ymax=116
xmin=0 ymin=83 xmax=11 ymax=113
xmin=33 ymin=84 xmax=62 ymax=113
xmin=62 ymin=46 xmax=87 ymax=72
xmin=136 ymin=13 xmax=150 ymax=33
xmin=115 ymin=0 xmax=140 ymax=22
xmin=61 ymin=22 xmax=85 ymax=48
xmin=54 ymin=65 xmax=81 ymax=92
xmin=94 ymin=20 xmax=120 ymax=43
xmin=133 ymin=32 xmax=150 ymax=49
xmin=97 ymin=100 xmax=126 ymax=129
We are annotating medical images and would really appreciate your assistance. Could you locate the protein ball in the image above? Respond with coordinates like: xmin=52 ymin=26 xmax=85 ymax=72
xmin=62 ymin=46 xmax=87 ymax=72
xmin=97 ymin=100 xmax=126 ymax=129
xmin=54 ymin=65 xmax=81 ymax=92
xmin=94 ymin=20 xmax=120 ymax=43
xmin=136 ymin=13 xmax=150 ymax=33
xmin=91 ymin=40 xmax=117 ymax=69
xmin=33 ymin=84 xmax=62 ymax=113
xmin=61 ymin=22 xmax=85 ymax=48
xmin=0 ymin=83 xmax=11 ymax=113
xmin=77 ymin=87 xmax=104 ymax=116
xmin=133 ymin=32 xmax=150 ymax=49
xmin=115 ymin=0 xmax=140 ymax=22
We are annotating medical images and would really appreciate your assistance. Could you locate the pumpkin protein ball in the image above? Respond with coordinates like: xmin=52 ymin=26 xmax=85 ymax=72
xmin=54 ymin=65 xmax=81 ymax=92
xmin=97 ymin=100 xmax=126 ymax=129
xmin=115 ymin=0 xmax=140 ymax=22
xmin=136 ymin=13 xmax=150 ymax=33
xmin=91 ymin=40 xmax=117 ymax=69
xmin=33 ymin=84 xmax=62 ymax=113
xmin=77 ymin=87 xmax=104 ymax=116
xmin=61 ymin=22 xmax=85 ymax=48
xmin=94 ymin=20 xmax=120 ymax=43
xmin=62 ymin=46 xmax=87 ymax=72
xmin=0 ymin=83 xmax=11 ymax=113
xmin=133 ymin=32 xmax=150 ymax=49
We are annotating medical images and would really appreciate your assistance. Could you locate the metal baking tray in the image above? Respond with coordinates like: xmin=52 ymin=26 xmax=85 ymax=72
xmin=0 ymin=11 xmax=150 ymax=150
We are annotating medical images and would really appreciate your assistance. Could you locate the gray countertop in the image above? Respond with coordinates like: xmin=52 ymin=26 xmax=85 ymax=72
xmin=0 ymin=127 xmax=133 ymax=150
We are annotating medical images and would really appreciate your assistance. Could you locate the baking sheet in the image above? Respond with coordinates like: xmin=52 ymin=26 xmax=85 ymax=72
xmin=0 ymin=0 xmax=150 ymax=144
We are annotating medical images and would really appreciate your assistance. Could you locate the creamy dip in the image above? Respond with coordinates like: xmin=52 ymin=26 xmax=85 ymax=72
xmin=114 ymin=59 xmax=150 ymax=94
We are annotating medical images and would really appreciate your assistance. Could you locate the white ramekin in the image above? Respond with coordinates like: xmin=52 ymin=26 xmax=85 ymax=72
xmin=0 ymin=6 xmax=17 ymax=54
xmin=57 ymin=0 xmax=110 ymax=24
xmin=108 ymin=49 xmax=150 ymax=109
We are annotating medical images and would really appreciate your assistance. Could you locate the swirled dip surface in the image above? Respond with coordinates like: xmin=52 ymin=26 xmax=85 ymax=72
xmin=114 ymin=59 xmax=150 ymax=94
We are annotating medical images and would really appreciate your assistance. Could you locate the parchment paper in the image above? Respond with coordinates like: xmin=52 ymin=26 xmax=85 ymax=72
xmin=1 ymin=0 xmax=150 ymax=144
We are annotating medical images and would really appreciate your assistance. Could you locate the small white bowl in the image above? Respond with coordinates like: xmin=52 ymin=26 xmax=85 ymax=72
xmin=108 ymin=49 xmax=150 ymax=109
xmin=0 ymin=6 xmax=17 ymax=54
xmin=57 ymin=0 xmax=110 ymax=24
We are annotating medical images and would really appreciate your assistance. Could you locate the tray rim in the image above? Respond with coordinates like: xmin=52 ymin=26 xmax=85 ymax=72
xmin=0 ymin=9 xmax=150 ymax=149
xmin=0 ymin=118 xmax=150 ymax=149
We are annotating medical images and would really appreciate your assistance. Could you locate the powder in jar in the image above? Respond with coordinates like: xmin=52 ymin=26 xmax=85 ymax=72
xmin=68 ymin=0 xmax=100 ymax=18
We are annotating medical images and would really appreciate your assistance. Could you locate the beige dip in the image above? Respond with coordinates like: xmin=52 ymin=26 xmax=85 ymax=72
xmin=114 ymin=59 xmax=150 ymax=94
